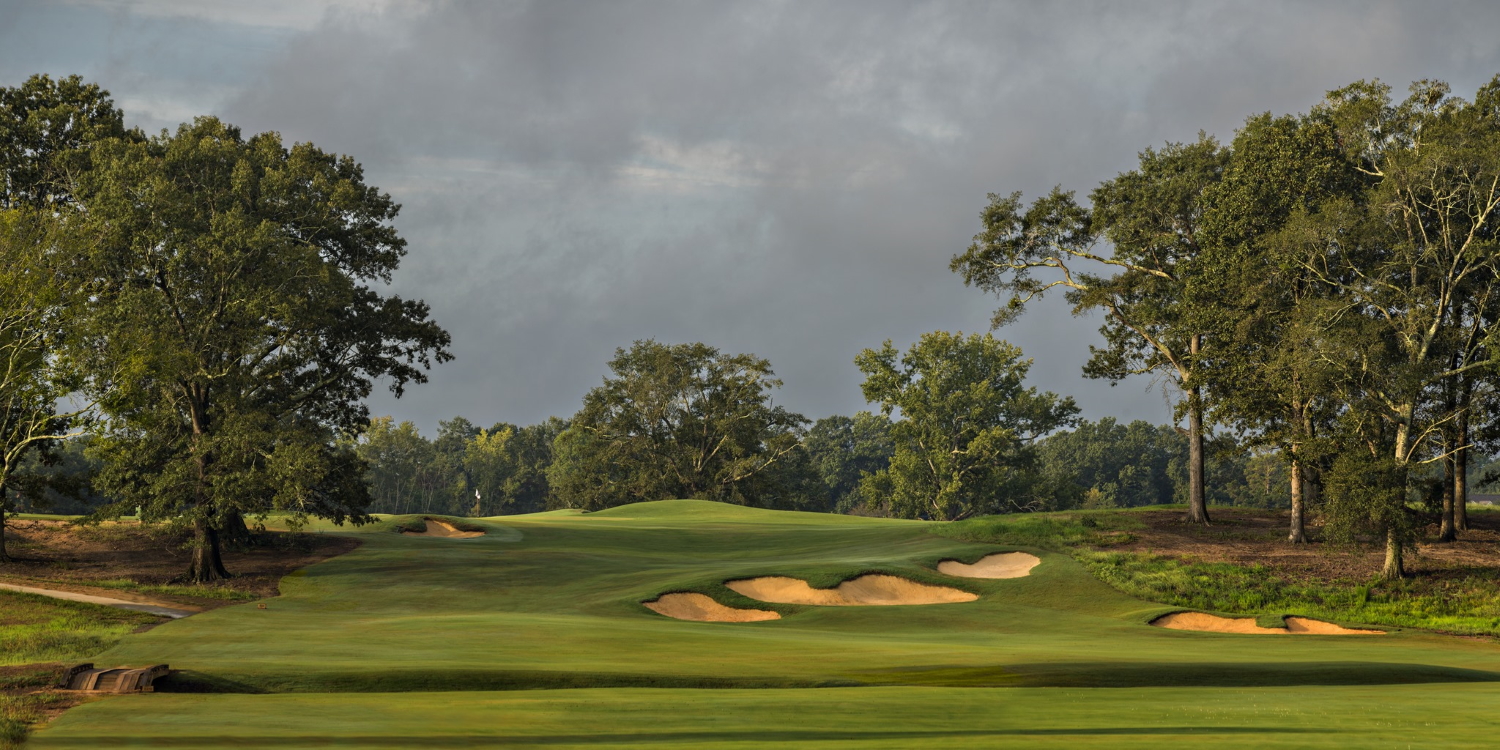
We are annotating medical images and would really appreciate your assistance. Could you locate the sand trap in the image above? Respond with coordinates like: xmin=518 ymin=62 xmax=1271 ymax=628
xmin=726 ymin=574 xmax=977 ymax=606
xmin=1284 ymin=616 xmax=1384 ymax=635
xmin=643 ymin=592 xmax=780 ymax=622
xmin=938 ymin=552 xmax=1040 ymax=579
xmin=1152 ymin=611 xmax=1383 ymax=635
xmin=402 ymin=519 xmax=485 ymax=539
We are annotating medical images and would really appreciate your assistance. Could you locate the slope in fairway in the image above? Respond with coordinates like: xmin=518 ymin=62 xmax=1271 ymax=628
xmin=31 ymin=500 xmax=1500 ymax=747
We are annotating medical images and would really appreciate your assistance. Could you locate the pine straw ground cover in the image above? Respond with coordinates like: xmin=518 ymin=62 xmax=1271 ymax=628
xmin=940 ymin=506 xmax=1500 ymax=636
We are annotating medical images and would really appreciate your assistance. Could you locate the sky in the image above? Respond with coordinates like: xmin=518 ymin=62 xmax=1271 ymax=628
xmin=5 ymin=0 xmax=1500 ymax=434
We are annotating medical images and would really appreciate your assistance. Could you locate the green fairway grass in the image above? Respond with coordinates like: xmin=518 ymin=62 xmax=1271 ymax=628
xmin=24 ymin=500 xmax=1500 ymax=747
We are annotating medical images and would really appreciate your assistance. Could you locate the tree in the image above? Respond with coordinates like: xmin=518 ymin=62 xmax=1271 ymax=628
xmin=951 ymin=136 xmax=1228 ymax=524
xmin=1 ymin=73 xmax=132 ymax=210
xmin=67 ymin=117 xmax=451 ymax=582
xmin=462 ymin=426 xmax=514 ymax=516
xmin=0 ymin=211 xmax=89 ymax=561
xmin=355 ymin=417 xmax=437 ymax=514
xmin=803 ymin=411 xmax=894 ymax=513
xmin=546 ymin=341 xmax=810 ymax=510
xmin=486 ymin=417 xmax=567 ymax=514
xmin=1192 ymin=110 xmax=1360 ymax=543
xmin=855 ymin=332 xmax=1077 ymax=520
xmin=1037 ymin=418 xmax=1179 ymax=509
xmin=1294 ymin=78 xmax=1500 ymax=578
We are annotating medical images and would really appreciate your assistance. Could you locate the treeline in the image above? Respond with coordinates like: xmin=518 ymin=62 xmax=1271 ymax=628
xmin=951 ymin=76 xmax=1500 ymax=577
xmin=353 ymin=403 xmax=1293 ymax=518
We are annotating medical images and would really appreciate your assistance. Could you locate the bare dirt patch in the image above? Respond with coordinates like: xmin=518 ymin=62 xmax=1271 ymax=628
xmin=1112 ymin=508 xmax=1500 ymax=584
xmin=402 ymin=519 xmax=484 ymax=539
xmin=938 ymin=552 xmax=1040 ymax=579
xmin=1152 ymin=611 xmax=1383 ymax=635
xmin=726 ymin=575 xmax=977 ymax=606
xmin=643 ymin=592 xmax=780 ymax=622
xmin=0 ymin=519 xmax=360 ymax=611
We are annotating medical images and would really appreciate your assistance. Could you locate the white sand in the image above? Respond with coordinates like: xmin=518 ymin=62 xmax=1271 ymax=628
xmin=726 ymin=574 xmax=977 ymax=606
xmin=937 ymin=552 xmax=1040 ymax=579
xmin=643 ymin=592 xmax=780 ymax=622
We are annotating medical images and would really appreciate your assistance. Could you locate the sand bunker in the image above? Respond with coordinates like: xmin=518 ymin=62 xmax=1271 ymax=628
xmin=726 ymin=574 xmax=977 ymax=606
xmin=1152 ymin=611 xmax=1383 ymax=635
xmin=937 ymin=552 xmax=1040 ymax=579
xmin=1284 ymin=616 xmax=1384 ymax=635
xmin=402 ymin=519 xmax=485 ymax=539
xmin=643 ymin=592 xmax=780 ymax=623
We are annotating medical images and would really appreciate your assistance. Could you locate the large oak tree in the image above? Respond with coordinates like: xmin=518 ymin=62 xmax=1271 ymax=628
xmin=67 ymin=116 xmax=451 ymax=581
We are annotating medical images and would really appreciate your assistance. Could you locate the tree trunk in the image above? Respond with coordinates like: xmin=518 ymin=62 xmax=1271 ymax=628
xmin=218 ymin=509 xmax=252 ymax=549
xmin=186 ymin=517 xmax=231 ymax=583
xmin=1457 ymin=381 xmax=1471 ymax=532
xmin=1381 ymin=526 xmax=1405 ymax=580
xmin=1185 ymin=395 xmax=1210 ymax=525
xmin=0 ymin=492 xmax=10 ymax=564
xmin=1288 ymin=456 xmax=1308 ymax=544
xmin=1439 ymin=450 xmax=1457 ymax=542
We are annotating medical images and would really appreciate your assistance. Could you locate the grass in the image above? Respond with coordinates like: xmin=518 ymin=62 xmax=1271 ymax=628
xmin=18 ymin=499 xmax=1500 ymax=748
xmin=0 ymin=590 xmax=162 ymax=667
xmin=81 ymin=579 xmax=258 ymax=602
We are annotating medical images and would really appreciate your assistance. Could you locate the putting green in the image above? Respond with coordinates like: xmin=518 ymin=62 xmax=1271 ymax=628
xmin=29 ymin=500 xmax=1500 ymax=748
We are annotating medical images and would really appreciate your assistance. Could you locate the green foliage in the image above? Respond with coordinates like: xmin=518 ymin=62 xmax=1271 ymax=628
xmin=0 ymin=73 xmax=132 ymax=210
xmin=802 ymin=411 xmax=894 ymax=513
xmin=62 ymin=116 xmax=451 ymax=578
xmin=855 ymin=332 xmax=1077 ymax=520
xmin=547 ymin=340 xmax=815 ymax=510
xmin=355 ymin=415 xmax=568 ymax=516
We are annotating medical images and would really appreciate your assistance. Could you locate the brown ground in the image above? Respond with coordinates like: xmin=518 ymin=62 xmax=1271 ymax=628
xmin=1110 ymin=508 xmax=1500 ymax=584
xmin=0 ymin=519 xmax=360 ymax=612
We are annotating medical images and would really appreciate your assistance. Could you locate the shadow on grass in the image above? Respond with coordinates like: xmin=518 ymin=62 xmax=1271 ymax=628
xmin=157 ymin=660 xmax=1500 ymax=694
xmin=32 ymin=727 xmax=1333 ymax=747
xmin=155 ymin=669 xmax=859 ymax=694
xmin=856 ymin=661 xmax=1500 ymax=688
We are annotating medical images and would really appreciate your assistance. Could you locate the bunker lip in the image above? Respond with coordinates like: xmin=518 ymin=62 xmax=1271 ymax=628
xmin=1152 ymin=611 xmax=1384 ymax=635
xmin=726 ymin=574 xmax=977 ymax=606
xmin=937 ymin=552 xmax=1041 ymax=579
xmin=643 ymin=592 xmax=781 ymax=622
xmin=402 ymin=519 xmax=485 ymax=539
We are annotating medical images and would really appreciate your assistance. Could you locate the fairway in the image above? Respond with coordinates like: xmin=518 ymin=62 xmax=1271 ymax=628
xmin=29 ymin=501 xmax=1500 ymax=748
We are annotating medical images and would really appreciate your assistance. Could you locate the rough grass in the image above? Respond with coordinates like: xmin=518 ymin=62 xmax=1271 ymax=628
xmin=0 ymin=664 xmax=68 ymax=750
xmin=942 ymin=509 xmax=1500 ymax=635
xmin=0 ymin=590 xmax=162 ymax=666
xmin=83 ymin=579 xmax=258 ymax=601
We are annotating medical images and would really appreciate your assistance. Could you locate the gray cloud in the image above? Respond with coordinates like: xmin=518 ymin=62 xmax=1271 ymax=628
xmin=9 ymin=0 xmax=1500 ymax=432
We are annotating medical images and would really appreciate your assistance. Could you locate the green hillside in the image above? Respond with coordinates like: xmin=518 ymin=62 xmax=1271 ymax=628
xmin=29 ymin=500 xmax=1500 ymax=748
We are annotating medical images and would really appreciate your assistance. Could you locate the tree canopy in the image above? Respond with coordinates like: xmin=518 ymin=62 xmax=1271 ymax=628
xmin=547 ymin=340 xmax=814 ymax=510
xmin=855 ymin=332 xmax=1077 ymax=520
xmin=65 ymin=116 xmax=451 ymax=580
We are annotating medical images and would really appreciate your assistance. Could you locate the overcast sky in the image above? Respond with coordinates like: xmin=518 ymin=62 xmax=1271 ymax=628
xmin=5 ymin=1 xmax=1500 ymax=434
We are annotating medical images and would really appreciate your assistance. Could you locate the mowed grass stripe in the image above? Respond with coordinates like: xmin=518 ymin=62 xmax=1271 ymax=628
xmin=32 ymin=684 xmax=1500 ymax=749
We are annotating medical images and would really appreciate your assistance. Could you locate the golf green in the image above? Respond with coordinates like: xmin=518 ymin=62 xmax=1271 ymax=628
xmin=29 ymin=500 xmax=1500 ymax=748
